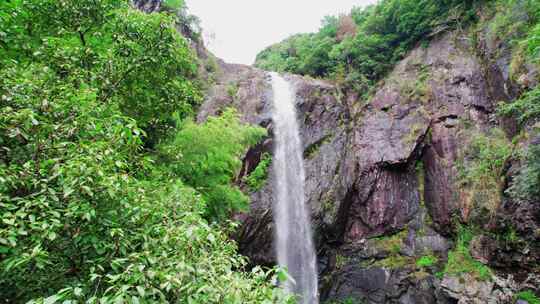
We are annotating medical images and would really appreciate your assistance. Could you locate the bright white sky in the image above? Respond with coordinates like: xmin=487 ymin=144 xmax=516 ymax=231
xmin=185 ymin=0 xmax=379 ymax=65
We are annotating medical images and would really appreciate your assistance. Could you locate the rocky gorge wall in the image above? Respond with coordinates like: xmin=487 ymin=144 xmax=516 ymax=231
xmin=199 ymin=28 xmax=540 ymax=303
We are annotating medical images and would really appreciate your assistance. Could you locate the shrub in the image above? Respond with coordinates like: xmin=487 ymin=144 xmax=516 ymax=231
xmin=0 ymin=1 xmax=285 ymax=302
xmin=16 ymin=181 xmax=291 ymax=303
xmin=527 ymin=23 xmax=540 ymax=59
xmin=484 ymin=0 xmax=537 ymax=51
xmin=255 ymin=0 xmax=482 ymax=94
xmin=158 ymin=109 xmax=267 ymax=220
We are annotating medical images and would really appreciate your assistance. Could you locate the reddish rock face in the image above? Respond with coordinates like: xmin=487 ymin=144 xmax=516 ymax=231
xmin=199 ymin=30 xmax=500 ymax=261
xmin=344 ymin=168 xmax=420 ymax=241
xmin=423 ymin=123 xmax=460 ymax=234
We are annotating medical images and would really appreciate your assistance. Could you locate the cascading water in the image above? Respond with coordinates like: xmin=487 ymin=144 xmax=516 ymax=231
xmin=270 ymin=72 xmax=318 ymax=304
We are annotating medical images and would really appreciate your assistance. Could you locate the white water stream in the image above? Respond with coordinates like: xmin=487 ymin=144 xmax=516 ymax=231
xmin=270 ymin=72 xmax=318 ymax=304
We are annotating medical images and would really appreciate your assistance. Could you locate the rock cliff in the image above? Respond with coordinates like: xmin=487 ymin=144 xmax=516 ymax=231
xmin=199 ymin=29 xmax=539 ymax=303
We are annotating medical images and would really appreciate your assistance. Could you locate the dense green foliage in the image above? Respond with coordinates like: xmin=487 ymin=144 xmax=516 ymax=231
xmin=527 ymin=22 xmax=540 ymax=57
xmin=158 ymin=110 xmax=267 ymax=220
xmin=255 ymin=0 xmax=482 ymax=95
xmin=480 ymin=0 xmax=540 ymax=55
xmin=0 ymin=1 xmax=289 ymax=302
xmin=1 ymin=0 xmax=202 ymax=142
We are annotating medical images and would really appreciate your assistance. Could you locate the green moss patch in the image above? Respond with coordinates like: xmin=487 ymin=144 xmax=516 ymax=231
xmin=416 ymin=254 xmax=438 ymax=268
xmin=374 ymin=255 xmax=414 ymax=269
xmin=515 ymin=290 xmax=540 ymax=304
xmin=442 ymin=226 xmax=492 ymax=281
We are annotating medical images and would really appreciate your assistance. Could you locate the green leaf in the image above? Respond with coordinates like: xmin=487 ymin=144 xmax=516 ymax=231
xmin=136 ymin=286 xmax=145 ymax=297
xmin=44 ymin=295 xmax=59 ymax=304
xmin=63 ymin=187 xmax=74 ymax=198
xmin=2 ymin=218 xmax=15 ymax=225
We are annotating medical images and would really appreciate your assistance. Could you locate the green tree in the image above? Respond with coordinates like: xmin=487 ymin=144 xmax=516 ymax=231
xmin=1 ymin=0 xmax=202 ymax=145
xmin=0 ymin=0 xmax=286 ymax=302
xmin=255 ymin=0 xmax=482 ymax=94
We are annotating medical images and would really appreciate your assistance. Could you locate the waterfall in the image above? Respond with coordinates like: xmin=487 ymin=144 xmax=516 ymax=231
xmin=270 ymin=72 xmax=318 ymax=304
